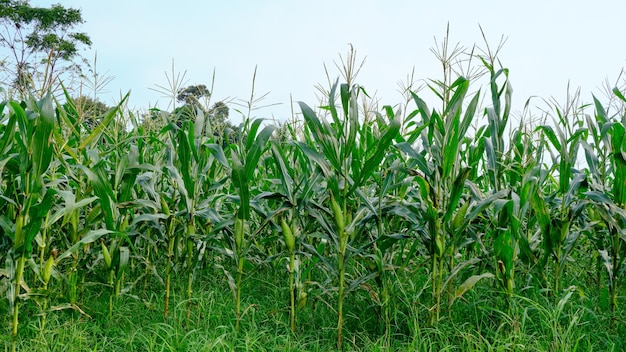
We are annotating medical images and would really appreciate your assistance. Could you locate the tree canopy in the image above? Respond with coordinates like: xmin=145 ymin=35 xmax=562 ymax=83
xmin=0 ymin=0 xmax=91 ymax=97
xmin=176 ymin=84 xmax=210 ymax=105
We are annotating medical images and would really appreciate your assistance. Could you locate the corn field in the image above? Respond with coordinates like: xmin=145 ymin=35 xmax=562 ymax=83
xmin=1 ymin=46 xmax=626 ymax=351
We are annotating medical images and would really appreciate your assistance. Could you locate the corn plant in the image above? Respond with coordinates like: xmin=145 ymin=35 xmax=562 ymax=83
xmin=583 ymin=90 xmax=626 ymax=318
xmin=0 ymin=93 xmax=58 ymax=351
xmin=479 ymin=59 xmax=519 ymax=299
xmin=397 ymin=74 xmax=506 ymax=325
xmin=51 ymin=90 xmax=131 ymax=309
xmin=297 ymin=79 xmax=400 ymax=349
xmin=270 ymin=135 xmax=320 ymax=333
xmin=76 ymin=143 xmax=142 ymax=316
xmin=504 ymin=117 xmax=549 ymax=270
xmin=478 ymin=59 xmax=545 ymax=300
xmin=532 ymin=97 xmax=588 ymax=295
xmin=158 ymin=106 xmax=230 ymax=322
xmin=227 ymin=118 xmax=275 ymax=331
xmin=280 ymin=215 xmax=297 ymax=330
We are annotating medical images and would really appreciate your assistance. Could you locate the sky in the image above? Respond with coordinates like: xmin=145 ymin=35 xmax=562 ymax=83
xmin=27 ymin=1 xmax=626 ymax=124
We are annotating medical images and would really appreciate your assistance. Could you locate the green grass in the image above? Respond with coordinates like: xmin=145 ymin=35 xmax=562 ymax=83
xmin=2 ymin=260 xmax=623 ymax=351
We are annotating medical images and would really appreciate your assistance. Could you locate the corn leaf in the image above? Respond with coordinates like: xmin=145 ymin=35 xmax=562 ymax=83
xmin=78 ymin=92 xmax=128 ymax=150
xmin=453 ymin=273 xmax=495 ymax=304
xmin=77 ymin=164 xmax=116 ymax=231
xmin=177 ymin=128 xmax=195 ymax=201
xmin=351 ymin=117 xmax=400 ymax=194
xmin=56 ymin=229 xmax=113 ymax=263
xmin=245 ymin=123 xmax=275 ymax=180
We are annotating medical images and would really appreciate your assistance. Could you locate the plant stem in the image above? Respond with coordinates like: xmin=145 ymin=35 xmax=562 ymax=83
xmin=108 ymin=269 xmax=114 ymax=319
xmin=554 ymin=260 xmax=560 ymax=294
xmin=436 ymin=249 xmax=444 ymax=323
xmin=289 ymin=251 xmax=295 ymax=333
xmin=429 ymin=219 xmax=442 ymax=327
xmin=236 ymin=254 xmax=243 ymax=332
xmin=234 ymin=215 xmax=246 ymax=333
xmin=186 ymin=228 xmax=194 ymax=325
xmin=610 ymin=231 xmax=619 ymax=317
xmin=164 ymin=216 xmax=175 ymax=320
xmin=12 ymin=254 xmax=26 ymax=346
xmin=337 ymin=249 xmax=345 ymax=351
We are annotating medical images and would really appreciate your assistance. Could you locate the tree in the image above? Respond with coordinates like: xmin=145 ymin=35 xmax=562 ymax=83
xmin=0 ymin=0 xmax=91 ymax=97
xmin=72 ymin=95 xmax=110 ymax=129
xmin=208 ymin=101 xmax=230 ymax=131
xmin=171 ymin=84 xmax=239 ymax=145
xmin=172 ymin=84 xmax=210 ymax=128
xmin=176 ymin=84 xmax=210 ymax=105
xmin=208 ymin=101 xmax=241 ymax=147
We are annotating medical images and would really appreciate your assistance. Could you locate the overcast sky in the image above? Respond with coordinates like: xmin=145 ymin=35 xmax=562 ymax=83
xmin=31 ymin=1 xmax=626 ymax=123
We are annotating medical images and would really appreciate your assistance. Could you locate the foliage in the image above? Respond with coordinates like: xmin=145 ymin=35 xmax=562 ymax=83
xmin=1 ymin=32 xmax=626 ymax=352
xmin=176 ymin=84 xmax=210 ymax=105
xmin=71 ymin=95 xmax=110 ymax=129
xmin=0 ymin=0 xmax=91 ymax=97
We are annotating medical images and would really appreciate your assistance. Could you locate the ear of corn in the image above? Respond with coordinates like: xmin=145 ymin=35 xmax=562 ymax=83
xmin=281 ymin=217 xmax=295 ymax=252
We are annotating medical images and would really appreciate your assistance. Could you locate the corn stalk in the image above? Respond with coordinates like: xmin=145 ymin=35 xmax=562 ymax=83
xmin=228 ymin=118 xmax=275 ymax=331
xmin=1 ymin=93 xmax=58 ymax=351
xmin=535 ymin=101 xmax=587 ymax=294
xmin=584 ymin=91 xmax=626 ymax=319
xmin=297 ymin=79 xmax=400 ymax=349
xmin=397 ymin=74 xmax=503 ymax=325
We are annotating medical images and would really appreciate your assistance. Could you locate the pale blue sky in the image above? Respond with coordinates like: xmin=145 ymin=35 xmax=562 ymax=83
xmin=32 ymin=1 xmax=626 ymax=123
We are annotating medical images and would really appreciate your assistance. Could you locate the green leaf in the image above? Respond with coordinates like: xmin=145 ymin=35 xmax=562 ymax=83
xmin=460 ymin=91 xmax=480 ymax=139
xmin=340 ymin=83 xmax=350 ymax=121
xmin=442 ymin=257 xmax=480 ymax=291
xmin=193 ymin=107 xmax=206 ymax=140
xmin=115 ymin=246 xmax=130 ymax=275
xmin=444 ymin=167 xmax=470 ymax=224
xmin=351 ymin=117 xmax=400 ymax=194
xmin=245 ymin=118 xmax=264 ymax=151
xmin=245 ymin=123 xmax=275 ymax=180
xmin=231 ymin=150 xmax=250 ymax=220
xmin=536 ymin=125 xmax=562 ymax=151
xmin=79 ymin=93 xmax=128 ymax=150
xmin=9 ymin=101 xmax=29 ymax=152
xmin=0 ymin=101 xmax=15 ymax=155
xmin=299 ymin=101 xmax=341 ymax=173
xmin=443 ymin=76 xmax=469 ymax=122
xmin=462 ymin=189 xmax=509 ymax=228
xmin=598 ymin=249 xmax=613 ymax=288
xmin=613 ymin=87 xmax=626 ymax=103
xmin=584 ymin=190 xmax=613 ymax=205
xmin=327 ymin=79 xmax=340 ymax=126
xmin=77 ymin=164 xmax=116 ymax=231
xmin=177 ymin=128 xmax=194 ymax=202
xmin=410 ymin=91 xmax=432 ymax=127
xmin=206 ymin=143 xmax=229 ymax=168
xmin=484 ymin=137 xmax=497 ymax=184
xmin=395 ymin=142 xmax=430 ymax=177
xmin=453 ymin=273 xmax=494 ymax=304
xmin=271 ymin=142 xmax=294 ymax=204
xmin=343 ymin=83 xmax=358 ymax=162
xmin=494 ymin=227 xmax=514 ymax=275
xmin=56 ymin=229 xmax=113 ymax=263
xmin=295 ymin=141 xmax=331 ymax=176
xmin=31 ymin=93 xmax=55 ymax=192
